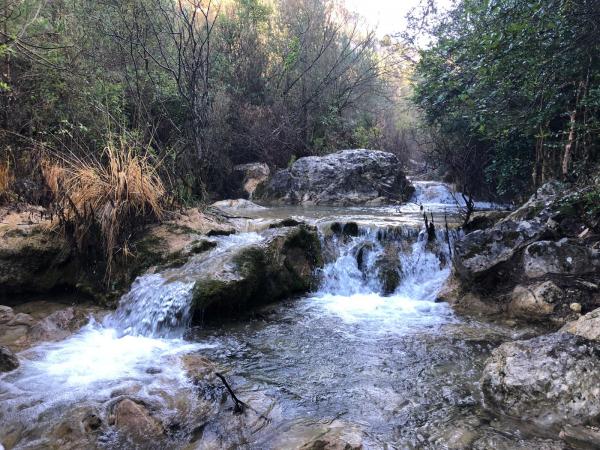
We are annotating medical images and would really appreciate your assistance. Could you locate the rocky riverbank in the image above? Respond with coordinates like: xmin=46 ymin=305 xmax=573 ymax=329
xmin=440 ymin=179 xmax=600 ymax=447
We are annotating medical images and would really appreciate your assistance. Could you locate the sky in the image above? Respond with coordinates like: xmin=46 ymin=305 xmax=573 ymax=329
xmin=344 ymin=0 xmax=453 ymax=36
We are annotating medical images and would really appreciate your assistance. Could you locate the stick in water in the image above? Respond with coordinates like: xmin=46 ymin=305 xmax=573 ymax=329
xmin=215 ymin=372 xmax=249 ymax=414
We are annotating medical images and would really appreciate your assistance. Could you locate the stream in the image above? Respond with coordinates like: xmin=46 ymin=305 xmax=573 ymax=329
xmin=0 ymin=182 xmax=550 ymax=449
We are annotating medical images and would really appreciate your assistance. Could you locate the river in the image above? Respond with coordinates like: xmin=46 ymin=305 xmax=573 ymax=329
xmin=0 ymin=182 xmax=550 ymax=449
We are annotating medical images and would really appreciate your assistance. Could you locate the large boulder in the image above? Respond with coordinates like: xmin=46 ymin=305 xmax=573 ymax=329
xmin=255 ymin=149 xmax=414 ymax=205
xmin=454 ymin=218 xmax=549 ymax=281
xmin=523 ymin=239 xmax=598 ymax=278
xmin=192 ymin=225 xmax=322 ymax=318
xmin=481 ymin=333 xmax=600 ymax=429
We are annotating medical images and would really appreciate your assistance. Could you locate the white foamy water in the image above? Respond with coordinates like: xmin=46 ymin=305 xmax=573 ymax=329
xmin=0 ymin=232 xmax=268 ymax=418
xmin=313 ymin=222 xmax=456 ymax=331
xmin=397 ymin=180 xmax=506 ymax=214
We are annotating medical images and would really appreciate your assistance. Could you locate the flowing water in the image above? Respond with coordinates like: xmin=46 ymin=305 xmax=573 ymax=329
xmin=0 ymin=182 xmax=550 ymax=449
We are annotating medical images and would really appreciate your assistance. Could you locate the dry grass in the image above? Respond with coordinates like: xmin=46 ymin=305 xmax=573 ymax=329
xmin=42 ymin=135 xmax=167 ymax=280
xmin=0 ymin=160 xmax=15 ymax=204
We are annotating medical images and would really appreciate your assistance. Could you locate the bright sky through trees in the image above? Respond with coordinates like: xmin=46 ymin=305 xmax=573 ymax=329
xmin=344 ymin=0 xmax=453 ymax=36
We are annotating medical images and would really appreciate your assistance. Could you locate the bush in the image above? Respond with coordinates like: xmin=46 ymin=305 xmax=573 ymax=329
xmin=42 ymin=134 xmax=167 ymax=280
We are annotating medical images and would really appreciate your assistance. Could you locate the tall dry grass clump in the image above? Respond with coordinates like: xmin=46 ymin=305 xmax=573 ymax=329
xmin=0 ymin=160 xmax=15 ymax=204
xmin=42 ymin=135 xmax=167 ymax=280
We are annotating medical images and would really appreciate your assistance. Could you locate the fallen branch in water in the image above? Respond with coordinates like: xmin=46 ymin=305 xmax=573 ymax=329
xmin=215 ymin=372 xmax=249 ymax=414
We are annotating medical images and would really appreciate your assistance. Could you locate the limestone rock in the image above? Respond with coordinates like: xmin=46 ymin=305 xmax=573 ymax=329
xmin=110 ymin=398 xmax=164 ymax=439
xmin=255 ymin=149 xmax=413 ymax=205
xmin=508 ymin=281 xmax=562 ymax=319
xmin=523 ymin=239 xmax=597 ymax=278
xmin=0 ymin=227 xmax=73 ymax=295
xmin=561 ymin=307 xmax=600 ymax=341
xmin=192 ymin=225 xmax=322 ymax=319
xmin=0 ymin=345 xmax=19 ymax=372
xmin=481 ymin=333 xmax=600 ymax=428
xmin=232 ymin=162 xmax=270 ymax=198
xmin=211 ymin=199 xmax=266 ymax=211
xmin=463 ymin=210 xmax=510 ymax=233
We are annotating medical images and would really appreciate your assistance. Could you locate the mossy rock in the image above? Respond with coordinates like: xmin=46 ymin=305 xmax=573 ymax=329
xmin=191 ymin=225 xmax=322 ymax=320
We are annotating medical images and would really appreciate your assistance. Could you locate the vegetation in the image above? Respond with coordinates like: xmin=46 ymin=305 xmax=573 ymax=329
xmin=1 ymin=0 xmax=411 ymax=202
xmin=41 ymin=135 xmax=166 ymax=278
xmin=410 ymin=0 xmax=600 ymax=201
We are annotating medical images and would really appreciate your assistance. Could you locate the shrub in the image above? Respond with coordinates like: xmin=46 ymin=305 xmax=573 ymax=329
xmin=42 ymin=134 xmax=167 ymax=280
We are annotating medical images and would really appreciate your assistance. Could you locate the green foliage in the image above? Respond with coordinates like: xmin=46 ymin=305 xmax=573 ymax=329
xmin=412 ymin=0 xmax=600 ymax=199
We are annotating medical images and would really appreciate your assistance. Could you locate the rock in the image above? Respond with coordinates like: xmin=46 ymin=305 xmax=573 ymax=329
xmin=481 ymin=333 xmax=600 ymax=428
xmin=570 ymin=302 xmax=582 ymax=313
xmin=0 ymin=345 xmax=19 ymax=372
xmin=192 ymin=225 xmax=322 ymax=319
xmin=27 ymin=307 xmax=90 ymax=344
xmin=109 ymin=398 xmax=164 ymax=439
xmin=559 ymin=424 xmax=600 ymax=448
xmin=211 ymin=199 xmax=266 ymax=211
xmin=255 ymin=149 xmax=414 ymax=205
xmin=272 ymin=420 xmax=364 ymax=450
xmin=0 ymin=226 xmax=74 ymax=295
xmin=232 ymin=162 xmax=270 ymax=199
xmin=454 ymin=218 xmax=548 ymax=280
xmin=472 ymin=435 xmax=565 ymax=450
xmin=503 ymin=180 xmax=564 ymax=222
xmin=463 ymin=211 xmax=510 ymax=233
xmin=269 ymin=218 xmax=303 ymax=229
xmin=561 ymin=307 xmax=600 ymax=341
xmin=523 ymin=239 xmax=596 ymax=278
xmin=375 ymin=242 xmax=402 ymax=295
xmin=508 ymin=281 xmax=562 ymax=320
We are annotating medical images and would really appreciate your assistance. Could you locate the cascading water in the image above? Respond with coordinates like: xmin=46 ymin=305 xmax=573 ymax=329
xmin=312 ymin=222 xmax=456 ymax=329
xmin=3 ymin=183 xmax=537 ymax=449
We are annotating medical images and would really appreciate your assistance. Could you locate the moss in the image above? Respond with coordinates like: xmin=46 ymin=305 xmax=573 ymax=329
xmin=190 ymin=240 xmax=217 ymax=254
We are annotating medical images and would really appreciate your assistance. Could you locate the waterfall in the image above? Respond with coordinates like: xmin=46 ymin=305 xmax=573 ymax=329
xmin=311 ymin=223 xmax=455 ymax=327
xmin=316 ymin=223 xmax=455 ymax=300
xmin=105 ymin=232 xmax=264 ymax=339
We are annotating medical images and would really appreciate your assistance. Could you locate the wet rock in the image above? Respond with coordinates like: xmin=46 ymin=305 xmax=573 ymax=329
xmin=28 ymin=307 xmax=90 ymax=344
xmin=0 ymin=345 xmax=19 ymax=372
xmin=481 ymin=333 xmax=600 ymax=428
xmin=232 ymin=162 xmax=270 ymax=198
xmin=109 ymin=398 xmax=164 ymax=439
xmin=561 ymin=307 xmax=600 ymax=341
xmin=463 ymin=210 xmax=510 ymax=233
xmin=255 ymin=149 xmax=414 ymax=205
xmin=472 ymin=435 xmax=565 ymax=450
xmin=560 ymin=424 xmax=600 ymax=448
xmin=211 ymin=198 xmax=266 ymax=211
xmin=508 ymin=281 xmax=562 ymax=320
xmin=342 ymin=222 xmax=359 ymax=237
xmin=0 ymin=305 xmax=34 ymax=350
xmin=0 ymin=226 xmax=74 ymax=295
xmin=81 ymin=413 xmax=103 ymax=433
xmin=192 ymin=225 xmax=322 ymax=319
xmin=523 ymin=239 xmax=597 ymax=278
xmin=269 ymin=218 xmax=303 ymax=229
xmin=272 ymin=420 xmax=364 ymax=450
xmin=375 ymin=242 xmax=402 ymax=295
xmin=435 ymin=426 xmax=479 ymax=449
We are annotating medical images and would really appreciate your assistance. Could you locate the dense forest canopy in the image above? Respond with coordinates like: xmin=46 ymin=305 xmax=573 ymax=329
xmin=1 ymin=0 xmax=416 ymax=202
xmin=411 ymin=0 xmax=600 ymax=201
